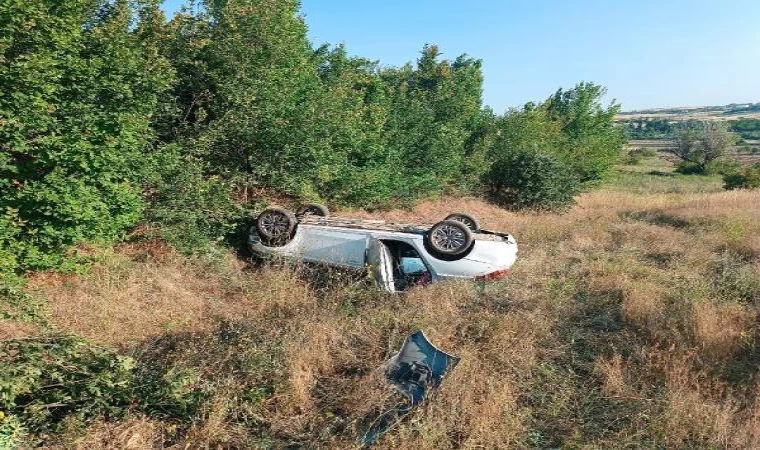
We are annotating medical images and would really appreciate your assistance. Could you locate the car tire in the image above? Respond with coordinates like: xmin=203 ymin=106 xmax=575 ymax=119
xmin=426 ymin=220 xmax=474 ymax=257
xmin=444 ymin=213 xmax=480 ymax=232
xmin=296 ymin=203 xmax=329 ymax=217
xmin=256 ymin=207 xmax=297 ymax=242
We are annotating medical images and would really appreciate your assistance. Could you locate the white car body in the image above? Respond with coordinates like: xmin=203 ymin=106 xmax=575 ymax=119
xmin=249 ymin=216 xmax=518 ymax=293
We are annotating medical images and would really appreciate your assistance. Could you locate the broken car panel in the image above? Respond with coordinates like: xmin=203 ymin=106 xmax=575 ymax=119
xmin=360 ymin=330 xmax=460 ymax=445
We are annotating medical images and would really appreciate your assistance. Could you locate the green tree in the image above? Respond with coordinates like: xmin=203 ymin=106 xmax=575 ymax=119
xmin=380 ymin=45 xmax=485 ymax=200
xmin=670 ymin=121 xmax=736 ymax=173
xmin=544 ymin=82 xmax=625 ymax=182
xmin=312 ymin=44 xmax=395 ymax=206
xmin=0 ymin=0 xmax=173 ymax=270
xmin=168 ymin=0 xmax=330 ymax=199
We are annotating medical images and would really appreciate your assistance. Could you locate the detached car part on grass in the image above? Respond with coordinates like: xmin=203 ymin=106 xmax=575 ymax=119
xmin=360 ymin=331 xmax=460 ymax=445
xmin=249 ymin=204 xmax=518 ymax=293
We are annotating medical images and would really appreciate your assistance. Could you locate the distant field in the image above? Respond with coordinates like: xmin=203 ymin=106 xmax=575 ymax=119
xmin=617 ymin=110 xmax=760 ymax=122
xmin=617 ymin=102 xmax=760 ymax=122
xmin=627 ymin=140 xmax=760 ymax=166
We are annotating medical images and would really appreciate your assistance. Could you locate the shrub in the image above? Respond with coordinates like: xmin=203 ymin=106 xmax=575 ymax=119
xmin=628 ymin=147 xmax=658 ymax=158
xmin=0 ymin=333 xmax=219 ymax=443
xmin=0 ymin=335 xmax=136 ymax=435
xmin=0 ymin=413 xmax=26 ymax=450
xmin=674 ymin=161 xmax=707 ymax=175
xmin=723 ymin=163 xmax=760 ymax=190
xmin=0 ymin=214 xmax=22 ymax=278
xmin=141 ymin=146 xmax=247 ymax=254
xmin=485 ymin=149 xmax=581 ymax=210
xmin=0 ymin=0 xmax=172 ymax=272
xmin=0 ymin=284 xmax=46 ymax=324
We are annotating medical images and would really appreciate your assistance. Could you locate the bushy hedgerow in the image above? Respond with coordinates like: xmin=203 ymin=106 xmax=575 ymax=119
xmin=0 ymin=0 xmax=172 ymax=272
xmin=485 ymin=149 xmax=581 ymax=210
xmin=141 ymin=145 xmax=247 ymax=254
xmin=723 ymin=163 xmax=760 ymax=190
xmin=2 ymin=0 xmax=625 ymax=275
xmin=0 ymin=336 xmax=136 ymax=435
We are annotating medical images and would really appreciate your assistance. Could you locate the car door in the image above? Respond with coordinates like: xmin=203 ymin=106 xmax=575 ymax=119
xmin=366 ymin=238 xmax=395 ymax=293
xmin=297 ymin=225 xmax=368 ymax=269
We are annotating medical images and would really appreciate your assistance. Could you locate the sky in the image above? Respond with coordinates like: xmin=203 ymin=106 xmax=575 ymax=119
xmin=161 ymin=0 xmax=760 ymax=113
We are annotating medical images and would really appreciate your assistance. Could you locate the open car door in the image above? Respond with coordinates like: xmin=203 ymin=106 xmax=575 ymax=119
xmin=367 ymin=238 xmax=395 ymax=293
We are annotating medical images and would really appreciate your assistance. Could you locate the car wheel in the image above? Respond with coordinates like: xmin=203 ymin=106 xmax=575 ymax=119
xmin=426 ymin=220 xmax=473 ymax=257
xmin=296 ymin=203 xmax=329 ymax=217
xmin=444 ymin=213 xmax=480 ymax=232
xmin=256 ymin=207 xmax=296 ymax=242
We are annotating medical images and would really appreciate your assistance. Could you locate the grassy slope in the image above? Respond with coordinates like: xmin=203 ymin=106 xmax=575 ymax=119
xmin=6 ymin=155 xmax=760 ymax=448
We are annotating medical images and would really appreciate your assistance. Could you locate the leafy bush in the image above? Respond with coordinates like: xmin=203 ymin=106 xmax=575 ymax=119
xmin=0 ymin=0 xmax=172 ymax=272
xmin=0 ymin=284 xmax=46 ymax=324
xmin=141 ymin=146 xmax=246 ymax=254
xmin=0 ymin=335 xmax=135 ymax=434
xmin=0 ymin=324 xmax=285 ymax=442
xmin=0 ymin=214 xmax=23 ymax=279
xmin=0 ymin=413 xmax=26 ymax=450
xmin=723 ymin=163 xmax=760 ymax=190
xmin=628 ymin=147 xmax=658 ymax=158
xmin=675 ymin=161 xmax=708 ymax=175
xmin=485 ymin=149 xmax=581 ymax=210
xmin=0 ymin=333 xmax=212 ymax=440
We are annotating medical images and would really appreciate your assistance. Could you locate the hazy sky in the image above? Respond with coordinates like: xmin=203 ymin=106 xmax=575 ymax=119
xmin=161 ymin=0 xmax=760 ymax=113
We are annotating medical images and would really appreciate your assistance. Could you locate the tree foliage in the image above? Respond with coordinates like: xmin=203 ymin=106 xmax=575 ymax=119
xmin=485 ymin=147 xmax=581 ymax=210
xmin=1 ymin=0 xmax=625 ymax=275
xmin=484 ymin=83 xmax=624 ymax=209
xmin=724 ymin=162 xmax=760 ymax=191
xmin=544 ymin=82 xmax=625 ymax=183
xmin=0 ymin=0 xmax=173 ymax=271
xmin=669 ymin=121 xmax=736 ymax=173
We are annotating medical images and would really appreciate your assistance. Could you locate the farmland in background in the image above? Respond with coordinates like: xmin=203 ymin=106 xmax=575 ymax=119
xmin=617 ymin=102 xmax=760 ymax=122
xmin=618 ymin=102 xmax=760 ymax=162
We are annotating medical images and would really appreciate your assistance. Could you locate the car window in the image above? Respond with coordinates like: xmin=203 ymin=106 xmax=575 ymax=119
xmin=401 ymin=256 xmax=427 ymax=275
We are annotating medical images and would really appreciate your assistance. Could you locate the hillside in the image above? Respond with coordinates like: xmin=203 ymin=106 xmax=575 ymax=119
xmin=3 ymin=154 xmax=759 ymax=448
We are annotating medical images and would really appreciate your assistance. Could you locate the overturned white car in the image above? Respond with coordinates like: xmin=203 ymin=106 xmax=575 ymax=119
xmin=249 ymin=204 xmax=517 ymax=293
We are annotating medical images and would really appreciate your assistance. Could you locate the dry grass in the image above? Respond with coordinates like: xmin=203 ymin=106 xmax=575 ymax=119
xmin=14 ymin=159 xmax=760 ymax=448
xmin=25 ymin=240 xmax=314 ymax=348
xmin=44 ymin=416 xmax=165 ymax=450
xmin=0 ymin=319 xmax=40 ymax=341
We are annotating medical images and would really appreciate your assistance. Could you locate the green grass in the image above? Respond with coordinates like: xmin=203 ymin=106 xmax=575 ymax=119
xmin=607 ymin=155 xmax=723 ymax=194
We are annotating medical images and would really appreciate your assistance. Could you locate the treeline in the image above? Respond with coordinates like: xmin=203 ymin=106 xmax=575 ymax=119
xmin=728 ymin=118 xmax=760 ymax=140
xmin=1 ymin=0 xmax=624 ymax=276
xmin=623 ymin=118 xmax=674 ymax=139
